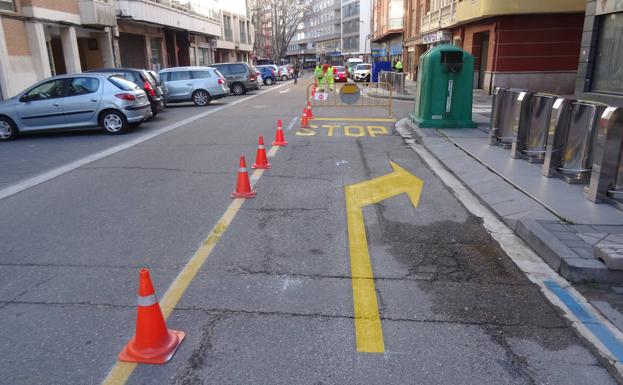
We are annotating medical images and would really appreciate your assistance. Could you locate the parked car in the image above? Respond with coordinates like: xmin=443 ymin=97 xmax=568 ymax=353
xmin=334 ymin=66 xmax=348 ymax=82
xmin=353 ymin=63 xmax=371 ymax=82
xmin=254 ymin=66 xmax=276 ymax=85
xmin=159 ymin=66 xmax=229 ymax=106
xmin=0 ymin=74 xmax=152 ymax=141
xmin=278 ymin=66 xmax=292 ymax=81
xmin=256 ymin=64 xmax=283 ymax=81
xmin=147 ymin=70 xmax=169 ymax=105
xmin=85 ymin=67 xmax=165 ymax=117
xmin=210 ymin=62 xmax=259 ymax=95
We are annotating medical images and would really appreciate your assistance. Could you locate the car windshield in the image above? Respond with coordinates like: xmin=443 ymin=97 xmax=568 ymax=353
xmin=356 ymin=64 xmax=370 ymax=70
xmin=335 ymin=66 xmax=345 ymax=71
xmin=108 ymin=76 xmax=139 ymax=91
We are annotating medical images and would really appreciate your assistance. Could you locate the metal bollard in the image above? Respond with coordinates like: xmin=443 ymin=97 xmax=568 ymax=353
xmin=542 ymin=100 xmax=607 ymax=184
xmin=586 ymin=107 xmax=623 ymax=209
xmin=511 ymin=93 xmax=556 ymax=163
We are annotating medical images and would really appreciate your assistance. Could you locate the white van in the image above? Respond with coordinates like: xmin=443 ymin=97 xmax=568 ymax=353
xmin=346 ymin=58 xmax=364 ymax=78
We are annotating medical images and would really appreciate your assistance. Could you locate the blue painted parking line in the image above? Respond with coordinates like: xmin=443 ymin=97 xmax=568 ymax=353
xmin=545 ymin=280 xmax=623 ymax=361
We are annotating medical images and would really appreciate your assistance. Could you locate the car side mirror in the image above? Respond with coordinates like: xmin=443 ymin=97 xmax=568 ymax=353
xmin=19 ymin=95 xmax=30 ymax=102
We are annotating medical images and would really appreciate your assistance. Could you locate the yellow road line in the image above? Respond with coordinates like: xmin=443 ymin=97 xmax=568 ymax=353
xmin=102 ymin=151 xmax=278 ymax=385
xmin=311 ymin=118 xmax=396 ymax=122
xmin=345 ymin=195 xmax=385 ymax=353
xmin=344 ymin=162 xmax=424 ymax=353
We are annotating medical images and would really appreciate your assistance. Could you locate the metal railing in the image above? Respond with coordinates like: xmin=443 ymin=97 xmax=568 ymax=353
xmin=307 ymin=82 xmax=393 ymax=117
xmin=378 ymin=71 xmax=407 ymax=94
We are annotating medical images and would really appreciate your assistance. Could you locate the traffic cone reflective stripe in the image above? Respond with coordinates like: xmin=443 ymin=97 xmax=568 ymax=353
xmin=231 ymin=156 xmax=256 ymax=198
xmin=252 ymin=135 xmax=271 ymax=169
xmin=306 ymin=102 xmax=314 ymax=119
xmin=118 ymin=269 xmax=185 ymax=364
xmin=272 ymin=120 xmax=288 ymax=146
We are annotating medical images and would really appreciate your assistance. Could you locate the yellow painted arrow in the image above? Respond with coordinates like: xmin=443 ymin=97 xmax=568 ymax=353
xmin=345 ymin=161 xmax=424 ymax=353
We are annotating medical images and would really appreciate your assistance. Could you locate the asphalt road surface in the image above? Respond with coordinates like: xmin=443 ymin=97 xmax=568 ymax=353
xmin=0 ymin=76 xmax=620 ymax=385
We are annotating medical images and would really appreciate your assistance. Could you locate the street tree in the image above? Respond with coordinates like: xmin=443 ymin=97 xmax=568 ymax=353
xmin=252 ymin=0 xmax=310 ymax=64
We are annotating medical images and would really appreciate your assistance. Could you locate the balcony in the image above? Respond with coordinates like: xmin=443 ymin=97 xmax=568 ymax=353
xmin=388 ymin=17 xmax=403 ymax=30
xmin=79 ymin=0 xmax=117 ymax=26
xmin=455 ymin=0 xmax=585 ymax=23
xmin=116 ymin=0 xmax=221 ymax=37
xmin=420 ymin=0 xmax=456 ymax=34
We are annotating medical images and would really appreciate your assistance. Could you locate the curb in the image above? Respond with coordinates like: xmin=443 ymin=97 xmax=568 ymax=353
xmin=395 ymin=118 xmax=623 ymax=284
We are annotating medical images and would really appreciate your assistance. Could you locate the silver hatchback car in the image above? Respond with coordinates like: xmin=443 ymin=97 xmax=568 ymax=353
xmin=159 ymin=66 xmax=229 ymax=106
xmin=0 ymin=73 xmax=152 ymax=141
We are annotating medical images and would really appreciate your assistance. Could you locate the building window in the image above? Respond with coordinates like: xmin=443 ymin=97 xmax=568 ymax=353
xmin=591 ymin=12 xmax=623 ymax=95
xmin=0 ymin=0 xmax=15 ymax=12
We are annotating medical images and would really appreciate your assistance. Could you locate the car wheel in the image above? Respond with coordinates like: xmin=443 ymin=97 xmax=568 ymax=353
xmin=100 ymin=110 xmax=128 ymax=135
xmin=231 ymin=83 xmax=245 ymax=96
xmin=193 ymin=90 xmax=211 ymax=106
xmin=264 ymin=77 xmax=274 ymax=85
xmin=0 ymin=116 xmax=17 ymax=141
xmin=281 ymin=75 xmax=288 ymax=81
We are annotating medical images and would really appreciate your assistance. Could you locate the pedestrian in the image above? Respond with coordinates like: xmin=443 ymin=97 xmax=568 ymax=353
xmin=293 ymin=60 xmax=300 ymax=85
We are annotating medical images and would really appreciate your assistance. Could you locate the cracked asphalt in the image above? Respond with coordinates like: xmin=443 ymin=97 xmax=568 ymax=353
xmin=0 ymin=75 xmax=620 ymax=384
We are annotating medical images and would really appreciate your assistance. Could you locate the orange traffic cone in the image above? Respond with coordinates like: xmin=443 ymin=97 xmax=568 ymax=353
xmin=252 ymin=135 xmax=271 ymax=169
xmin=301 ymin=110 xmax=310 ymax=128
xmin=118 ymin=269 xmax=185 ymax=364
xmin=231 ymin=156 xmax=256 ymax=198
xmin=272 ymin=119 xmax=288 ymax=146
xmin=306 ymin=102 xmax=314 ymax=119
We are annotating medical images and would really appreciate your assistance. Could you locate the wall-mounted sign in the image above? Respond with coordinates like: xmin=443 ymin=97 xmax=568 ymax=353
xmin=423 ymin=30 xmax=452 ymax=44
xmin=390 ymin=45 xmax=403 ymax=55
xmin=371 ymin=48 xmax=386 ymax=57
xmin=597 ymin=0 xmax=623 ymax=15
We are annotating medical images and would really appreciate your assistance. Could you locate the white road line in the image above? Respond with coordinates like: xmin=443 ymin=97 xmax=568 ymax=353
xmin=0 ymin=82 xmax=292 ymax=201
xmin=396 ymin=119 xmax=623 ymax=375
xmin=279 ymin=88 xmax=290 ymax=94
xmin=285 ymin=116 xmax=298 ymax=131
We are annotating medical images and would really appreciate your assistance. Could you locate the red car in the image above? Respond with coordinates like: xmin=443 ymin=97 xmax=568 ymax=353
xmin=334 ymin=66 xmax=348 ymax=82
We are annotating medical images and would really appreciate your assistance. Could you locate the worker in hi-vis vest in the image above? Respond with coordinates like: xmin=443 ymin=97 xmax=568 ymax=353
xmin=314 ymin=64 xmax=324 ymax=89
xmin=325 ymin=64 xmax=335 ymax=91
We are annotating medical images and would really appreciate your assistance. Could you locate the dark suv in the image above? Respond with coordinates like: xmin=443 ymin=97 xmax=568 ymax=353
xmin=210 ymin=62 xmax=259 ymax=95
xmin=86 ymin=68 xmax=165 ymax=117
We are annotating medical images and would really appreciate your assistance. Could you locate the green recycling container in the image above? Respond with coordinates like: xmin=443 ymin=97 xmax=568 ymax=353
xmin=410 ymin=44 xmax=477 ymax=128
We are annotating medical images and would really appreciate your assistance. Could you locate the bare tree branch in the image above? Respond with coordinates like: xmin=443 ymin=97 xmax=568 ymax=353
xmin=252 ymin=0 xmax=309 ymax=63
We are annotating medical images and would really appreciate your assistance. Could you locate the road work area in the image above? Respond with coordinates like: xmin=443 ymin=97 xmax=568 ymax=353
xmin=0 ymin=76 xmax=620 ymax=385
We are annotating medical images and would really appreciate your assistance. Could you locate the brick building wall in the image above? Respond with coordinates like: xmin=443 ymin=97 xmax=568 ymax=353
xmin=2 ymin=18 xmax=30 ymax=56
xmin=20 ymin=0 xmax=79 ymax=14
xmin=454 ymin=13 xmax=584 ymax=94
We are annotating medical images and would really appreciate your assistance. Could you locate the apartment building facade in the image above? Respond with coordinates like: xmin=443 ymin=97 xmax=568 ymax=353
xmin=214 ymin=1 xmax=253 ymax=63
xmin=371 ymin=0 xmax=404 ymax=64
xmin=0 ymin=0 xmax=254 ymax=100
xmin=287 ymin=0 xmax=372 ymax=66
xmin=0 ymin=0 xmax=117 ymax=99
xmin=409 ymin=0 xmax=585 ymax=94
